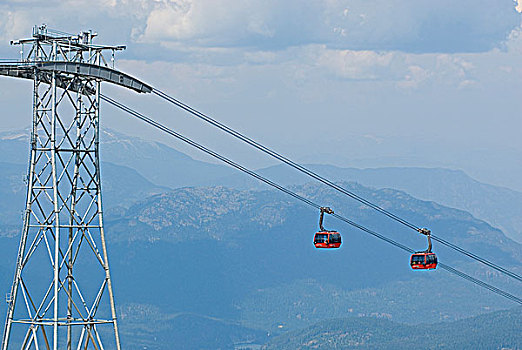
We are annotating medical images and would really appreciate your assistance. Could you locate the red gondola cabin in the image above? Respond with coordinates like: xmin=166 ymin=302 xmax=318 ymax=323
xmin=410 ymin=252 xmax=438 ymax=270
xmin=314 ymin=231 xmax=342 ymax=249
xmin=313 ymin=207 xmax=341 ymax=249
xmin=410 ymin=228 xmax=437 ymax=270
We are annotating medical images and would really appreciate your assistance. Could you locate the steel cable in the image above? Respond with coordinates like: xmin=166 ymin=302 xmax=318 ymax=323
xmin=151 ymin=89 xmax=522 ymax=284
xmin=431 ymin=235 xmax=522 ymax=283
xmin=101 ymin=93 xmax=522 ymax=306
xmin=438 ymin=263 xmax=522 ymax=305
xmin=152 ymin=88 xmax=420 ymax=231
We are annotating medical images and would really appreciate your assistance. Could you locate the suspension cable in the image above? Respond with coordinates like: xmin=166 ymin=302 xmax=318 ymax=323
xmin=431 ymin=235 xmax=522 ymax=283
xmin=438 ymin=263 xmax=522 ymax=305
xmin=151 ymin=88 xmax=522 ymax=284
xmin=100 ymin=93 xmax=522 ymax=306
xmin=152 ymin=88 xmax=419 ymax=231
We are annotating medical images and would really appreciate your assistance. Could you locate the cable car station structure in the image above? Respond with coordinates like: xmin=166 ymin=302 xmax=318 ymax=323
xmin=0 ymin=25 xmax=151 ymax=350
xmin=0 ymin=25 xmax=521 ymax=349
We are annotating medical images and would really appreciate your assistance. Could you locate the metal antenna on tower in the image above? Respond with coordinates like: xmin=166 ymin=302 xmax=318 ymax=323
xmin=0 ymin=25 xmax=151 ymax=350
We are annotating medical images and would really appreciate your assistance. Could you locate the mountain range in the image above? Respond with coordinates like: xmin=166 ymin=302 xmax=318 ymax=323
xmin=2 ymin=128 xmax=522 ymax=245
xmin=0 ymin=128 xmax=520 ymax=349
xmin=265 ymin=307 xmax=522 ymax=350
xmin=212 ymin=165 xmax=522 ymax=244
xmin=2 ymin=181 xmax=518 ymax=348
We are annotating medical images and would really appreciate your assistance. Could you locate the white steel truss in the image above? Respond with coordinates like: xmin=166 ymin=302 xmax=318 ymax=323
xmin=0 ymin=24 xmax=149 ymax=350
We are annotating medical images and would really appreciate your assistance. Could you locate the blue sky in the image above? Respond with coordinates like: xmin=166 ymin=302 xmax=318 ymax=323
xmin=0 ymin=1 xmax=521 ymax=190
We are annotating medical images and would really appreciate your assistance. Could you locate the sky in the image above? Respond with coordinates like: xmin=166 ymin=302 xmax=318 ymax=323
xmin=0 ymin=0 xmax=521 ymax=190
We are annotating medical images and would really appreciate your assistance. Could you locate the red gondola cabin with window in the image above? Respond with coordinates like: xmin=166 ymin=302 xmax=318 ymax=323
xmin=410 ymin=252 xmax=438 ymax=270
xmin=314 ymin=231 xmax=342 ymax=249
xmin=313 ymin=207 xmax=341 ymax=249
xmin=410 ymin=228 xmax=437 ymax=270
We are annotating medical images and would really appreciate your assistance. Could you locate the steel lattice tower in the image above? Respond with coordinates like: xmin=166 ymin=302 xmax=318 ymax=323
xmin=0 ymin=25 xmax=151 ymax=350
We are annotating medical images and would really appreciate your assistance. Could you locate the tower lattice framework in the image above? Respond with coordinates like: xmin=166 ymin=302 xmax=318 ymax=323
xmin=0 ymin=25 xmax=151 ymax=350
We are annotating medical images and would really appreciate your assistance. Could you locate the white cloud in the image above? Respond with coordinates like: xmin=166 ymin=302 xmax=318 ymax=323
xmin=0 ymin=0 xmax=516 ymax=93
xmin=137 ymin=0 xmax=323 ymax=48
xmin=396 ymin=65 xmax=431 ymax=89
xmin=135 ymin=0 xmax=520 ymax=53
xmin=0 ymin=9 xmax=32 ymax=44
xmin=316 ymin=48 xmax=398 ymax=80
xmin=0 ymin=0 xmax=519 ymax=56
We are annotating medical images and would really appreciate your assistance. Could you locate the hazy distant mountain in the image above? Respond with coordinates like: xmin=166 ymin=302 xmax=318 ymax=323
xmin=117 ymin=304 xmax=268 ymax=350
xmin=0 ymin=160 xmax=167 ymax=237
xmin=95 ymin=184 xmax=521 ymax=330
xmin=295 ymin=147 xmax=522 ymax=193
xmin=3 ymin=128 xmax=522 ymax=245
xmin=0 ymin=128 xmax=236 ymax=189
xmin=0 ymin=182 xmax=520 ymax=348
xmin=265 ymin=307 xmax=522 ymax=350
xmin=213 ymin=165 xmax=522 ymax=243
xmin=1 ymin=129 xmax=521 ymax=348
xmin=99 ymin=129 xmax=235 ymax=188
xmin=0 ymin=162 xmax=26 ymax=235
xmin=105 ymin=183 xmax=522 ymax=265
xmin=101 ymin=162 xmax=169 ymax=209
xmin=0 ymin=130 xmax=29 ymax=165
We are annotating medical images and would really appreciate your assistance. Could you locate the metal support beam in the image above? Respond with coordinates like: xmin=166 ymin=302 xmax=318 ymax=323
xmin=1 ymin=24 xmax=133 ymax=350
xmin=0 ymin=62 xmax=152 ymax=94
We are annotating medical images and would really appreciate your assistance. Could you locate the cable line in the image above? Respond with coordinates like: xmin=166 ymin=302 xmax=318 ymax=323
xmin=101 ymin=93 xmax=522 ymax=306
xmin=431 ymin=235 xmax=522 ymax=283
xmin=152 ymin=88 xmax=419 ymax=231
xmin=151 ymin=88 xmax=522 ymax=284
xmin=438 ymin=263 xmax=522 ymax=305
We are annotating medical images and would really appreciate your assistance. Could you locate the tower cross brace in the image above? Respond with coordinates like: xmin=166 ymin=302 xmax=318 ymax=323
xmin=0 ymin=25 xmax=151 ymax=350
